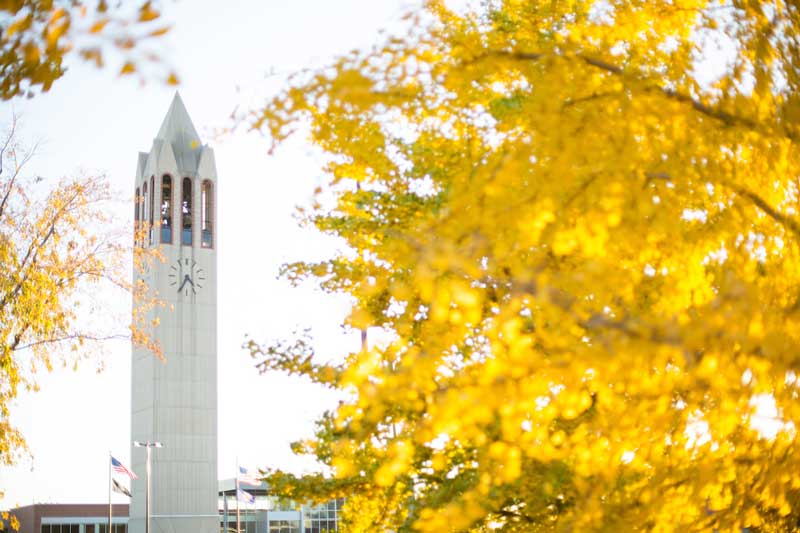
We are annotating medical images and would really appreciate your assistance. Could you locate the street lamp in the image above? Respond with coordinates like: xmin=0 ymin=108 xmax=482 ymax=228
xmin=133 ymin=441 xmax=163 ymax=533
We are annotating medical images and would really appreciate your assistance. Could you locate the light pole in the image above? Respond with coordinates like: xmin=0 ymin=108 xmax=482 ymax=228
xmin=133 ymin=441 xmax=163 ymax=533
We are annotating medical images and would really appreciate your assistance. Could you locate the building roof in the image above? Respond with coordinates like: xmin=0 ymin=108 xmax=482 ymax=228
xmin=155 ymin=92 xmax=203 ymax=175
xmin=156 ymin=92 xmax=200 ymax=146
xmin=1 ymin=504 xmax=129 ymax=533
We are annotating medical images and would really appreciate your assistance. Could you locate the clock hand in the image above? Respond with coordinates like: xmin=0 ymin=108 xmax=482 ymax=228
xmin=177 ymin=274 xmax=194 ymax=292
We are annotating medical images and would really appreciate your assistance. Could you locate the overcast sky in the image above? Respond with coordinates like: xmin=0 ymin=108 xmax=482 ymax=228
xmin=0 ymin=0 xmax=429 ymax=507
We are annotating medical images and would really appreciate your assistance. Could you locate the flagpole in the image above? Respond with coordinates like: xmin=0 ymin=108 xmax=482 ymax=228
xmin=223 ymin=490 xmax=228 ymax=533
xmin=108 ymin=452 xmax=113 ymax=533
xmin=236 ymin=458 xmax=241 ymax=533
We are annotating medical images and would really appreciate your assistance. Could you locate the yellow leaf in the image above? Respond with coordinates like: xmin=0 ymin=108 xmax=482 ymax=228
xmin=6 ymin=14 xmax=33 ymax=38
xmin=80 ymin=47 xmax=103 ymax=67
xmin=48 ymin=7 xmax=67 ymax=24
xmin=139 ymin=2 xmax=160 ymax=22
xmin=24 ymin=42 xmax=40 ymax=63
xmin=149 ymin=26 xmax=171 ymax=37
xmin=89 ymin=19 xmax=109 ymax=34
xmin=46 ymin=20 xmax=70 ymax=49
xmin=120 ymin=62 xmax=136 ymax=75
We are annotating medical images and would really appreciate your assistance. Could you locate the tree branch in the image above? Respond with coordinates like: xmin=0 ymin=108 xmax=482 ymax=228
xmin=726 ymin=183 xmax=800 ymax=240
xmin=14 ymin=333 xmax=129 ymax=352
xmin=489 ymin=50 xmax=793 ymax=142
xmin=643 ymin=170 xmax=800 ymax=240
xmin=0 ymin=181 xmax=86 ymax=312
xmin=495 ymin=508 xmax=536 ymax=524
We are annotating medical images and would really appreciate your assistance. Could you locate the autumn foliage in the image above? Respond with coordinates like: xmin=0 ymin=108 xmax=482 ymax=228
xmin=249 ymin=1 xmax=800 ymax=531
xmin=0 ymin=0 xmax=173 ymax=99
xmin=0 ymin=121 xmax=161 ymax=485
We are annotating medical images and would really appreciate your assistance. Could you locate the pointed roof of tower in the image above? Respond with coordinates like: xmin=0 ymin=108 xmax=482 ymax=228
xmin=155 ymin=92 xmax=203 ymax=175
xmin=156 ymin=92 xmax=200 ymax=145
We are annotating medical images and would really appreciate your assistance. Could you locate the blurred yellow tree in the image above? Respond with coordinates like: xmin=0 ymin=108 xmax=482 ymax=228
xmin=0 ymin=0 xmax=173 ymax=99
xmin=249 ymin=1 xmax=800 ymax=530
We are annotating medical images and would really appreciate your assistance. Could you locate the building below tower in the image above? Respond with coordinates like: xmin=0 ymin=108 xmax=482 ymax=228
xmin=2 ymin=483 xmax=343 ymax=533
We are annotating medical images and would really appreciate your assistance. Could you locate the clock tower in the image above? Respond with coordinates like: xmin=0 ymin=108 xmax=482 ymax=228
xmin=130 ymin=93 xmax=219 ymax=533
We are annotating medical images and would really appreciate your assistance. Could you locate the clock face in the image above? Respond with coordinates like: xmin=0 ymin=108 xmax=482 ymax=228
xmin=168 ymin=258 xmax=206 ymax=295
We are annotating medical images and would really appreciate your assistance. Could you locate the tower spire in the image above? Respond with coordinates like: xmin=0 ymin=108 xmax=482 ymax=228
xmin=155 ymin=92 xmax=203 ymax=174
xmin=156 ymin=92 xmax=200 ymax=147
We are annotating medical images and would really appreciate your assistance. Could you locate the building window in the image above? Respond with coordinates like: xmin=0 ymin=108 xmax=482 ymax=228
xmin=181 ymin=177 xmax=192 ymax=246
xmin=97 ymin=524 xmax=127 ymax=533
xmin=142 ymin=182 xmax=148 ymax=247
xmin=41 ymin=525 xmax=80 ymax=533
xmin=269 ymin=520 xmax=300 ymax=533
xmin=161 ymin=175 xmax=173 ymax=244
xmin=201 ymin=180 xmax=213 ymax=248
xmin=303 ymin=499 xmax=341 ymax=533
xmin=149 ymin=175 xmax=155 ymax=245
xmin=134 ymin=187 xmax=140 ymax=246
xmin=139 ymin=185 xmax=145 ymax=247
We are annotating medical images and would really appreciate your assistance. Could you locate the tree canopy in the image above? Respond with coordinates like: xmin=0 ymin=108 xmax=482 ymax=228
xmin=248 ymin=0 xmax=800 ymax=531
xmin=0 ymin=0 xmax=172 ymax=99
xmin=0 ymin=119 xmax=160 ymax=482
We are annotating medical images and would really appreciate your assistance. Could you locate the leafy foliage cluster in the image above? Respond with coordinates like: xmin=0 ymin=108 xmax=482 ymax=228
xmin=0 ymin=0 xmax=173 ymax=99
xmin=248 ymin=1 xmax=800 ymax=531
xmin=0 ymin=119 xmax=162 ymax=496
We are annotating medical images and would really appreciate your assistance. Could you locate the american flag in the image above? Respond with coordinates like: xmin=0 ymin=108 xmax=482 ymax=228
xmin=238 ymin=466 xmax=260 ymax=486
xmin=237 ymin=488 xmax=255 ymax=504
xmin=111 ymin=456 xmax=137 ymax=480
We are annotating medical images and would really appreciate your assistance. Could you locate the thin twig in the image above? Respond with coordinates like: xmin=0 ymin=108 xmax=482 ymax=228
xmin=14 ymin=333 xmax=129 ymax=352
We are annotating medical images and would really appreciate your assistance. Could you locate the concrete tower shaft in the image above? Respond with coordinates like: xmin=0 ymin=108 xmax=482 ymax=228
xmin=130 ymin=93 xmax=219 ymax=533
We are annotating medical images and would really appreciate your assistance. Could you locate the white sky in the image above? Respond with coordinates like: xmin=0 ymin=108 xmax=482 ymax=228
xmin=0 ymin=0 xmax=426 ymax=508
